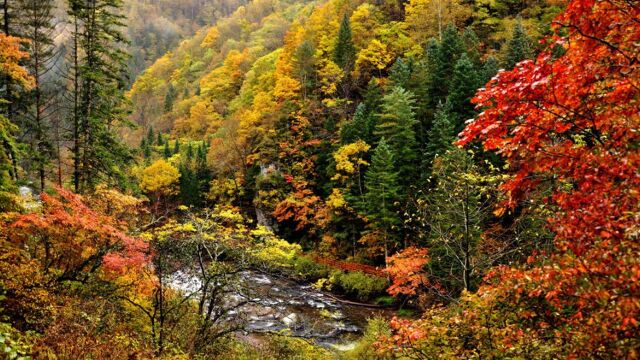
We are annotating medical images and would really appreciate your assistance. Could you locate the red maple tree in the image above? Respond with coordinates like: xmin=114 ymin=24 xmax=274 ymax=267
xmin=458 ymin=0 xmax=640 ymax=356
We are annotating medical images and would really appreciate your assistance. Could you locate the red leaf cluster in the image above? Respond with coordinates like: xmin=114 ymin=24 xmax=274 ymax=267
xmin=384 ymin=247 xmax=430 ymax=297
xmin=458 ymin=0 xmax=640 ymax=355
xmin=7 ymin=187 xmax=149 ymax=278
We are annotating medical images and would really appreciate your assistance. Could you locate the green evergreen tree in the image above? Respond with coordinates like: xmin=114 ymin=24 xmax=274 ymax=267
xmin=446 ymin=53 xmax=481 ymax=131
xmin=363 ymin=79 xmax=383 ymax=140
xmin=163 ymin=141 xmax=171 ymax=158
xmin=505 ymin=19 xmax=534 ymax=69
xmin=426 ymin=103 xmax=456 ymax=161
xmin=363 ymin=139 xmax=401 ymax=264
xmin=143 ymin=142 xmax=152 ymax=159
xmin=147 ymin=126 xmax=154 ymax=146
xmin=340 ymin=103 xmax=370 ymax=144
xmin=481 ymin=56 xmax=500 ymax=84
xmin=164 ymin=83 xmax=177 ymax=113
xmin=173 ymin=138 xmax=180 ymax=154
xmin=16 ymin=0 xmax=57 ymax=191
xmin=375 ymin=86 xmax=418 ymax=187
xmin=294 ymin=40 xmax=316 ymax=97
xmin=179 ymin=163 xmax=199 ymax=206
xmin=70 ymin=0 xmax=132 ymax=192
xmin=462 ymin=28 xmax=481 ymax=66
xmin=156 ymin=132 xmax=163 ymax=146
xmin=186 ymin=141 xmax=194 ymax=160
xmin=426 ymin=24 xmax=464 ymax=107
xmin=333 ymin=13 xmax=355 ymax=72
xmin=389 ymin=58 xmax=412 ymax=89
xmin=425 ymin=147 xmax=493 ymax=293
xmin=195 ymin=143 xmax=211 ymax=198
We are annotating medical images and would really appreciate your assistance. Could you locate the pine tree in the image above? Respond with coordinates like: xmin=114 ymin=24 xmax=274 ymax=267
xmin=173 ymin=138 xmax=180 ymax=154
xmin=426 ymin=24 xmax=464 ymax=107
xmin=481 ymin=55 xmax=500 ymax=84
xmin=179 ymin=162 xmax=199 ymax=206
xmin=157 ymin=132 xmax=163 ymax=146
xmin=164 ymin=83 xmax=176 ymax=113
xmin=505 ymin=19 xmax=533 ymax=69
xmin=461 ymin=28 xmax=481 ymax=66
xmin=69 ymin=0 xmax=132 ymax=192
xmin=340 ymin=103 xmax=371 ymax=144
xmin=333 ymin=13 xmax=355 ymax=72
xmin=363 ymin=139 xmax=400 ymax=264
xmin=426 ymin=102 xmax=456 ymax=161
xmin=375 ymin=86 xmax=418 ymax=187
xmin=186 ymin=141 xmax=194 ymax=160
xmin=147 ymin=126 xmax=154 ymax=145
xmin=294 ymin=40 xmax=316 ymax=97
xmin=389 ymin=58 xmax=412 ymax=89
xmin=143 ymin=142 xmax=152 ymax=159
xmin=163 ymin=141 xmax=171 ymax=158
xmin=363 ymin=79 xmax=383 ymax=141
xmin=16 ymin=0 xmax=57 ymax=191
xmin=446 ymin=53 xmax=480 ymax=131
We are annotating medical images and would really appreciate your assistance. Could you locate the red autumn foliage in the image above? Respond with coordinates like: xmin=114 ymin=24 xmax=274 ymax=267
xmin=7 ymin=187 xmax=148 ymax=278
xmin=376 ymin=316 xmax=428 ymax=354
xmin=384 ymin=247 xmax=430 ymax=297
xmin=457 ymin=0 xmax=640 ymax=356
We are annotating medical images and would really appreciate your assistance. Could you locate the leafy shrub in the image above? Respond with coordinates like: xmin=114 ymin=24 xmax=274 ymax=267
xmin=250 ymin=226 xmax=302 ymax=269
xmin=343 ymin=317 xmax=391 ymax=360
xmin=396 ymin=308 xmax=416 ymax=318
xmin=373 ymin=296 xmax=396 ymax=306
xmin=261 ymin=334 xmax=332 ymax=359
xmin=332 ymin=271 xmax=389 ymax=302
xmin=292 ymin=256 xmax=329 ymax=280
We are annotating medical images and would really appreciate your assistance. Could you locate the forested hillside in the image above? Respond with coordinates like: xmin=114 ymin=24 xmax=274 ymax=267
xmin=124 ymin=0 xmax=250 ymax=81
xmin=0 ymin=0 xmax=639 ymax=358
xmin=127 ymin=0 xmax=559 ymax=263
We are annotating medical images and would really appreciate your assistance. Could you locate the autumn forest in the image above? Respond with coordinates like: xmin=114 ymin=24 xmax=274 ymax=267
xmin=0 ymin=0 xmax=638 ymax=358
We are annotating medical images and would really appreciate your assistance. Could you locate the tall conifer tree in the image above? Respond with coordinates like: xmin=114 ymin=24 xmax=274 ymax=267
xmin=446 ymin=53 xmax=480 ymax=131
xmin=16 ymin=0 xmax=57 ymax=191
xmin=505 ymin=19 xmax=533 ymax=69
xmin=69 ymin=0 xmax=132 ymax=191
xmin=333 ymin=13 xmax=355 ymax=72
xmin=363 ymin=139 xmax=400 ymax=264
xmin=375 ymin=86 xmax=418 ymax=188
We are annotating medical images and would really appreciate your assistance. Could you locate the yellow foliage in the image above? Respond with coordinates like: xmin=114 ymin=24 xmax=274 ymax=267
xmin=251 ymin=226 xmax=302 ymax=268
xmin=317 ymin=59 xmax=343 ymax=96
xmin=208 ymin=177 xmax=245 ymax=205
xmin=274 ymin=74 xmax=301 ymax=101
xmin=355 ymin=39 xmax=394 ymax=76
xmin=174 ymin=100 xmax=224 ymax=137
xmin=140 ymin=159 xmax=180 ymax=195
xmin=331 ymin=140 xmax=370 ymax=183
xmin=404 ymin=0 xmax=471 ymax=41
xmin=350 ymin=4 xmax=384 ymax=49
xmin=200 ymin=49 xmax=250 ymax=99
xmin=326 ymin=188 xmax=346 ymax=209
xmin=334 ymin=140 xmax=371 ymax=174
xmin=201 ymin=27 xmax=220 ymax=48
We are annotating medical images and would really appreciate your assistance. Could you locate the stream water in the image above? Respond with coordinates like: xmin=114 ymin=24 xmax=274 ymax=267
xmin=173 ymin=270 xmax=393 ymax=350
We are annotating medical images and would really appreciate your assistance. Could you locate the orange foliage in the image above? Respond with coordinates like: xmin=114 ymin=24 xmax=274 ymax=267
xmin=0 ymin=33 xmax=33 ymax=88
xmin=458 ymin=0 xmax=640 ymax=356
xmin=7 ymin=187 xmax=148 ymax=279
xmin=384 ymin=247 xmax=429 ymax=297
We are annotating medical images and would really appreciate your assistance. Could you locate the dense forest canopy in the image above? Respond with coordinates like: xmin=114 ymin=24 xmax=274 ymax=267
xmin=0 ymin=0 xmax=638 ymax=358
